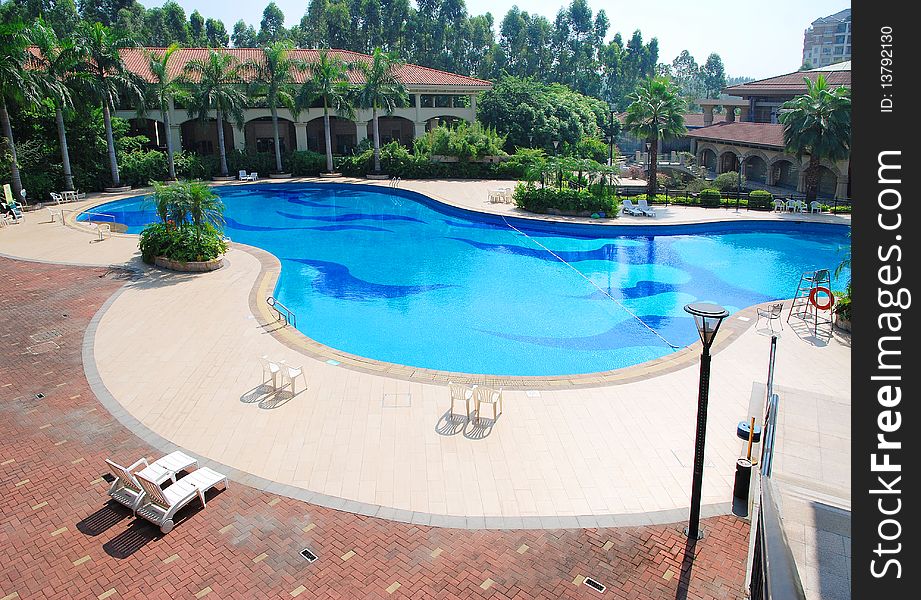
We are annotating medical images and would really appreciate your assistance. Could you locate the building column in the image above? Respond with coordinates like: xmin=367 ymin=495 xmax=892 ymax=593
xmin=470 ymin=93 xmax=477 ymax=115
xmin=414 ymin=122 xmax=427 ymax=140
xmin=797 ymin=170 xmax=807 ymax=193
xmin=232 ymin=125 xmax=246 ymax=150
xmin=703 ymin=105 xmax=714 ymax=126
xmin=294 ymin=123 xmax=308 ymax=151
xmin=414 ymin=94 xmax=421 ymax=124
xmin=725 ymin=108 xmax=736 ymax=123
xmin=356 ymin=121 xmax=368 ymax=147
xmin=835 ymin=177 xmax=849 ymax=199
xmin=169 ymin=125 xmax=182 ymax=153
xmin=739 ymin=106 xmax=751 ymax=122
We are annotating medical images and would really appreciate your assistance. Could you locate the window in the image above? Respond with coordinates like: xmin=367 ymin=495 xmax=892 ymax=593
xmin=835 ymin=35 xmax=845 ymax=43
xmin=834 ymin=47 xmax=844 ymax=54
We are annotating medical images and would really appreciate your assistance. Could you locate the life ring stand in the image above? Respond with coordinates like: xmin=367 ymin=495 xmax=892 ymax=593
xmin=808 ymin=286 xmax=834 ymax=311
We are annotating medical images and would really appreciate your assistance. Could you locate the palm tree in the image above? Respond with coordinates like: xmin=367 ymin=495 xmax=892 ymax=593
xmin=297 ymin=50 xmax=354 ymax=173
xmin=184 ymin=48 xmax=248 ymax=178
xmin=0 ymin=21 xmax=37 ymax=201
xmin=352 ymin=48 xmax=408 ymax=174
xmin=243 ymin=40 xmax=298 ymax=173
xmin=623 ymin=76 xmax=687 ymax=199
xmin=145 ymin=44 xmax=189 ymax=181
xmin=28 ymin=19 xmax=85 ymax=191
xmin=779 ymin=75 xmax=851 ymax=201
xmin=76 ymin=22 xmax=142 ymax=188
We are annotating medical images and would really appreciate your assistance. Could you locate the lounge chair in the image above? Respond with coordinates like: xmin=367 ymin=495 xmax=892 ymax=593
xmin=621 ymin=199 xmax=643 ymax=216
xmin=105 ymin=451 xmax=199 ymax=513
xmin=448 ymin=382 xmax=474 ymax=421
xmin=135 ymin=467 xmax=228 ymax=533
xmin=474 ymin=385 xmax=503 ymax=423
xmin=637 ymin=198 xmax=658 ymax=217
xmin=3 ymin=184 xmax=23 ymax=222
xmin=279 ymin=363 xmax=306 ymax=394
xmin=49 ymin=192 xmax=64 ymax=204
xmin=238 ymin=170 xmax=255 ymax=181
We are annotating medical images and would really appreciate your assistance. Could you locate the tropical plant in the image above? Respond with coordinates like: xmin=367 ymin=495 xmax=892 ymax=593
xmin=243 ymin=40 xmax=298 ymax=173
xmin=76 ymin=22 xmax=143 ymax=188
xmin=779 ymin=75 xmax=851 ymax=201
xmin=27 ymin=19 xmax=86 ymax=192
xmin=184 ymin=48 xmax=248 ymax=178
xmin=297 ymin=49 xmax=354 ymax=173
xmin=623 ymin=76 xmax=687 ymax=198
xmin=145 ymin=44 xmax=189 ymax=181
xmin=0 ymin=20 xmax=38 ymax=201
xmin=352 ymin=48 xmax=409 ymax=174
xmin=140 ymin=180 xmax=226 ymax=263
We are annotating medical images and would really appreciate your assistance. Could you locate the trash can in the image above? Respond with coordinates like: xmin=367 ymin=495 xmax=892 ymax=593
xmin=733 ymin=458 xmax=753 ymax=500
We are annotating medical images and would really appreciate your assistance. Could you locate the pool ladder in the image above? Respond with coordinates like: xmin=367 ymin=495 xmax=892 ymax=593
xmin=266 ymin=296 xmax=297 ymax=328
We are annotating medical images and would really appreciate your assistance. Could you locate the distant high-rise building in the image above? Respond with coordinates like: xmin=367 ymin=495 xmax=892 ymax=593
xmin=802 ymin=8 xmax=851 ymax=68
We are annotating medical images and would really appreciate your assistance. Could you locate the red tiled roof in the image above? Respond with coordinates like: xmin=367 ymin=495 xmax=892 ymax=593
xmin=724 ymin=70 xmax=850 ymax=96
xmin=29 ymin=46 xmax=492 ymax=88
xmin=685 ymin=122 xmax=786 ymax=148
xmin=615 ymin=112 xmax=714 ymax=128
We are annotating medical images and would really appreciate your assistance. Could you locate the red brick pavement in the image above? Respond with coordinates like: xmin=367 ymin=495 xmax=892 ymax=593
xmin=0 ymin=256 xmax=751 ymax=599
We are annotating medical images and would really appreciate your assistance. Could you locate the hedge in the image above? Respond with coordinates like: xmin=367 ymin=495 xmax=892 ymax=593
xmin=513 ymin=184 xmax=620 ymax=215
xmin=748 ymin=190 xmax=774 ymax=211
xmin=699 ymin=188 xmax=722 ymax=208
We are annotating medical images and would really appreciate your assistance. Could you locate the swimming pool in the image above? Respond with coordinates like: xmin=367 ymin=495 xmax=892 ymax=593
xmin=80 ymin=183 xmax=851 ymax=376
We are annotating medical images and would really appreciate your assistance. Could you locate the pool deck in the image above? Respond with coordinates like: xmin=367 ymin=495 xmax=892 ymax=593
xmin=0 ymin=179 xmax=851 ymax=527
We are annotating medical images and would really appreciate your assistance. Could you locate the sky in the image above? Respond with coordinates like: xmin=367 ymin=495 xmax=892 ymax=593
xmin=141 ymin=0 xmax=851 ymax=79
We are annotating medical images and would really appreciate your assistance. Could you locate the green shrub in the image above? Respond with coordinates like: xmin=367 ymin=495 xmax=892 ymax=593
xmin=414 ymin=121 xmax=507 ymax=160
xmin=699 ymin=188 xmax=722 ymax=208
xmin=288 ymin=150 xmax=327 ymax=176
xmin=713 ymin=171 xmax=744 ymax=192
xmin=139 ymin=222 xmax=227 ymax=263
xmin=834 ymin=282 xmax=851 ymax=321
xmin=119 ymin=150 xmax=168 ymax=187
xmin=563 ymin=137 xmax=609 ymax=164
xmin=748 ymin=190 xmax=773 ymax=210
xmin=514 ymin=184 xmax=620 ymax=216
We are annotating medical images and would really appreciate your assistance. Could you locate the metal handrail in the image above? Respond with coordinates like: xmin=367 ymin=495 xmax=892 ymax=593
xmin=751 ymin=478 xmax=807 ymax=600
xmin=266 ymin=296 xmax=297 ymax=328
xmin=75 ymin=210 xmax=117 ymax=223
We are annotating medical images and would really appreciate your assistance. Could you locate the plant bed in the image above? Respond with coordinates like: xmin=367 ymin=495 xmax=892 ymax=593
xmin=365 ymin=173 xmax=390 ymax=180
xmin=268 ymin=172 xmax=292 ymax=179
xmin=834 ymin=314 xmax=851 ymax=333
xmin=211 ymin=175 xmax=236 ymax=181
xmin=103 ymin=186 xmax=132 ymax=193
xmin=319 ymin=172 xmax=343 ymax=178
xmin=154 ymin=255 xmax=224 ymax=272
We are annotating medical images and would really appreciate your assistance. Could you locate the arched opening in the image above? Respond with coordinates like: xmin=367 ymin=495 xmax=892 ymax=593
xmin=306 ymin=116 xmax=358 ymax=155
xmin=771 ymin=159 xmax=799 ymax=190
xmin=744 ymin=155 xmax=768 ymax=184
xmin=718 ymin=151 xmax=739 ymax=174
xmin=698 ymin=148 xmax=717 ymax=172
xmin=817 ymin=165 xmax=838 ymax=198
xmin=425 ymin=116 xmax=464 ymax=131
xmin=180 ymin=119 xmax=234 ymax=156
xmin=368 ymin=116 xmax=414 ymax=147
xmin=128 ymin=118 xmax=167 ymax=150
xmin=244 ymin=117 xmax=296 ymax=154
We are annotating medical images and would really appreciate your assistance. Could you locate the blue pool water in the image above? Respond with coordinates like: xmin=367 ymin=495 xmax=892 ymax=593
xmin=80 ymin=184 xmax=851 ymax=376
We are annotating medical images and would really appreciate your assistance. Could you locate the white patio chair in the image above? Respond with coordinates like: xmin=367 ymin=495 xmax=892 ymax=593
xmin=474 ymin=385 xmax=503 ymax=423
xmin=621 ymin=199 xmax=643 ymax=216
xmin=62 ymin=190 xmax=78 ymax=202
xmin=135 ymin=467 xmax=228 ymax=533
xmin=756 ymin=302 xmax=784 ymax=332
xmin=250 ymin=172 xmax=259 ymax=181
xmin=772 ymin=199 xmax=786 ymax=212
xmin=785 ymin=199 xmax=798 ymax=212
xmin=637 ymin=198 xmax=658 ymax=217
xmin=260 ymin=355 xmax=282 ymax=389
xmin=238 ymin=170 xmax=254 ymax=181
xmin=49 ymin=192 xmax=64 ymax=204
xmin=46 ymin=206 xmax=63 ymax=223
xmin=94 ymin=222 xmax=111 ymax=241
xmin=487 ymin=189 xmax=502 ymax=203
xmin=810 ymin=201 xmax=822 ymax=214
xmin=104 ymin=451 xmax=198 ymax=513
xmin=279 ymin=363 xmax=307 ymax=394
xmin=448 ymin=382 xmax=474 ymax=421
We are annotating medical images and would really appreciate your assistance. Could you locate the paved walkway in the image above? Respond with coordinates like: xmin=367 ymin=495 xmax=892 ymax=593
xmin=0 ymin=257 xmax=750 ymax=599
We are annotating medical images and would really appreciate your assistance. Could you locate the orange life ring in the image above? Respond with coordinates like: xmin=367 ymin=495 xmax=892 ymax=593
xmin=809 ymin=286 xmax=834 ymax=310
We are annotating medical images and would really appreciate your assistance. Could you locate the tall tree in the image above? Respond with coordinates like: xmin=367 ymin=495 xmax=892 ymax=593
xmin=160 ymin=1 xmax=190 ymax=46
xmin=0 ymin=20 xmax=37 ymax=201
xmin=623 ymin=76 xmax=687 ymax=198
xmin=184 ymin=48 xmax=248 ymax=177
xmin=77 ymin=22 xmax=142 ymax=188
xmin=28 ymin=19 xmax=85 ymax=191
xmin=145 ymin=44 xmax=188 ymax=180
xmin=232 ymin=20 xmax=257 ymax=47
xmin=779 ymin=75 xmax=850 ymax=200
xmin=701 ymin=53 xmax=726 ymax=99
xmin=352 ymin=48 xmax=407 ymax=173
xmin=189 ymin=10 xmax=206 ymax=46
xmin=243 ymin=40 xmax=298 ymax=173
xmin=205 ymin=19 xmax=230 ymax=47
xmin=297 ymin=50 xmax=354 ymax=172
xmin=258 ymin=2 xmax=287 ymax=44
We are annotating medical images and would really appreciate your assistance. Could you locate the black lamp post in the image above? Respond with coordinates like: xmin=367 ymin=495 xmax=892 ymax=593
xmin=553 ymin=140 xmax=561 ymax=189
xmin=607 ymin=103 xmax=616 ymax=167
xmin=683 ymin=301 xmax=730 ymax=539
xmin=737 ymin=156 xmax=744 ymax=211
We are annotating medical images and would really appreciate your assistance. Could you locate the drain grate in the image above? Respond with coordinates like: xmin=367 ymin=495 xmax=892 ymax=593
xmin=300 ymin=548 xmax=318 ymax=562
xmin=584 ymin=577 xmax=606 ymax=594
xmin=34 ymin=393 xmax=45 ymax=400
xmin=30 ymin=330 xmax=62 ymax=343
xmin=26 ymin=341 xmax=60 ymax=355
xmin=101 ymin=473 xmax=116 ymax=483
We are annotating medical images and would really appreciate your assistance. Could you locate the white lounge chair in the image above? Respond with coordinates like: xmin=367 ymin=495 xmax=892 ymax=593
xmin=279 ymin=363 xmax=307 ymax=394
xmin=448 ymin=382 xmax=474 ymax=421
xmin=474 ymin=385 xmax=503 ymax=423
xmin=621 ymin=199 xmax=643 ymax=216
xmin=49 ymin=191 xmax=64 ymax=204
xmin=105 ymin=451 xmax=199 ymax=513
xmin=135 ymin=467 xmax=228 ymax=533
xmin=637 ymin=198 xmax=658 ymax=217
xmin=238 ymin=170 xmax=255 ymax=181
